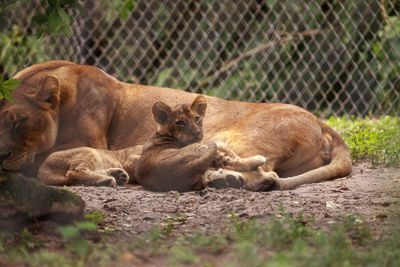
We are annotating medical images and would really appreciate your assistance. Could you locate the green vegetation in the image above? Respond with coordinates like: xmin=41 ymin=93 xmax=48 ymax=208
xmin=1 ymin=210 xmax=399 ymax=266
xmin=0 ymin=76 xmax=20 ymax=103
xmin=32 ymin=0 xmax=80 ymax=36
xmin=327 ymin=116 xmax=400 ymax=166
xmin=0 ymin=26 xmax=53 ymax=78
xmin=1 ymin=1 xmax=400 ymax=116
xmin=85 ymin=211 xmax=107 ymax=226
xmin=57 ymin=221 xmax=98 ymax=257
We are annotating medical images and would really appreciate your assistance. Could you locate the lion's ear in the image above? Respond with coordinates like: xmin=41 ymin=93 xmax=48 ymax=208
xmin=152 ymin=101 xmax=172 ymax=124
xmin=191 ymin=95 xmax=207 ymax=116
xmin=34 ymin=75 xmax=60 ymax=110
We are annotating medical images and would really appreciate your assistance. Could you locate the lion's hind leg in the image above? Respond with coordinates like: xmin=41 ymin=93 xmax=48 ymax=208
xmin=205 ymin=166 xmax=279 ymax=191
xmin=215 ymin=142 xmax=266 ymax=171
xmin=38 ymin=159 xmax=69 ymax=186
xmin=38 ymin=151 xmax=75 ymax=186
xmin=66 ymin=169 xmax=117 ymax=187
xmin=205 ymin=142 xmax=268 ymax=189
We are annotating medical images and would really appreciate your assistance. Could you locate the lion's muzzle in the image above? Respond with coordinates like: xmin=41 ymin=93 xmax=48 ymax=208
xmin=0 ymin=150 xmax=30 ymax=172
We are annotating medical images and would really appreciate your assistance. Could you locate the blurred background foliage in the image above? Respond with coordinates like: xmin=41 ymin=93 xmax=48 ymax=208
xmin=0 ymin=0 xmax=399 ymax=116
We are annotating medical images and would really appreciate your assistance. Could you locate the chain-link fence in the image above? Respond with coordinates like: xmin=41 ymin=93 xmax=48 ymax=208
xmin=1 ymin=0 xmax=400 ymax=116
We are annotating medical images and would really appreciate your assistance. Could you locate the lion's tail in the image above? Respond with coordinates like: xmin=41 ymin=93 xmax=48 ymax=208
xmin=277 ymin=129 xmax=352 ymax=190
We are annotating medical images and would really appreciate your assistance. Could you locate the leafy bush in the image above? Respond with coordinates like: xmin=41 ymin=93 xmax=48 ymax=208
xmin=370 ymin=15 xmax=400 ymax=113
xmin=32 ymin=0 xmax=80 ymax=36
xmin=0 ymin=26 xmax=52 ymax=78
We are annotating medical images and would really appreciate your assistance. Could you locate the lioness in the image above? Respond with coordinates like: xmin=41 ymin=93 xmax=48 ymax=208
xmin=135 ymin=95 xmax=267 ymax=192
xmin=38 ymin=145 xmax=142 ymax=186
xmin=0 ymin=61 xmax=352 ymax=190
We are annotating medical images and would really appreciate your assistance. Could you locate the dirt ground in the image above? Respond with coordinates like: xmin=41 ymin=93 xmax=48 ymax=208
xmin=70 ymin=162 xmax=400 ymax=239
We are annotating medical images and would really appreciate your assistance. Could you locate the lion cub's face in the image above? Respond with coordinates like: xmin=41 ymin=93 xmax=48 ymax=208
xmin=152 ymin=95 xmax=207 ymax=145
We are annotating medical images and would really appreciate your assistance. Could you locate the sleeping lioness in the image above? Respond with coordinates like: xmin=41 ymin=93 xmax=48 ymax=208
xmin=0 ymin=61 xmax=352 ymax=191
xmin=135 ymin=95 xmax=267 ymax=192
xmin=38 ymin=145 xmax=142 ymax=186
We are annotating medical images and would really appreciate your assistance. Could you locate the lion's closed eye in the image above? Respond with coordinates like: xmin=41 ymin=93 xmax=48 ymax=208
xmin=11 ymin=118 xmax=27 ymax=136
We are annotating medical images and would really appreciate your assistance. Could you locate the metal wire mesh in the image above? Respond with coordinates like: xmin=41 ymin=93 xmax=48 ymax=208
xmin=1 ymin=0 xmax=399 ymax=116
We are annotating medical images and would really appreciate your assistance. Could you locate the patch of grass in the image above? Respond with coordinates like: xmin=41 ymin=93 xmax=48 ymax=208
xmin=128 ymin=225 xmax=165 ymax=255
xmin=326 ymin=116 xmax=400 ymax=166
xmin=229 ymin=209 xmax=311 ymax=250
xmin=359 ymin=222 xmax=400 ymax=266
xmin=229 ymin=209 xmax=311 ymax=266
xmin=162 ymin=214 xmax=186 ymax=236
xmin=0 ymin=222 xmax=120 ymax=267
xmin=28 ymin=250 xmax=73 ymax=267
xmin=169 ymin=244 xmax=200 ymax=265
xmin=85 ymin=211 xmax=107 ymax=226
xmin=2 ymin=249 xmax=75 ymax=267
xmin=58 ymin=221 xmax=98 ymax=258
xmin=1 ymin=211 xmax=400 ymax=266
xmin=127 ymin=215 xmax=187 ymax=256
xmin=226 ymin=211 xmax=394 ymax=267
xmin=84 ymin=242 xmax=122 ymax=267
xmin=188 ymin=231 xmax=228 ymax=253
xmin=340 ymin=214 xmax=372 ymax=246
xmin=0 ymin=228 xmax=74 ymax=266
xmin=3 ymin=228 xmax=44 ymax=259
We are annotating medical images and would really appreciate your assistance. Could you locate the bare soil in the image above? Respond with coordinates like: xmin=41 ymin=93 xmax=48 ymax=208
xmin=70 ymin=163 xmax=400 ymax=239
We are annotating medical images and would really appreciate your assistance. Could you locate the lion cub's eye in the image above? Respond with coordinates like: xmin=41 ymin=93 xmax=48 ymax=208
xmin=195 ymin=116 xmax=201 ymax=124
xmin=176 ymin=120 xmax=186 ymax=126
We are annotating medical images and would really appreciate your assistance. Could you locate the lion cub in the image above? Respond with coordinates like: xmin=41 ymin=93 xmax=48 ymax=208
xmin=38 ymin=145 xmax=142 ymax=187
xmin=135 ymin=95 xmax=266 ymax=192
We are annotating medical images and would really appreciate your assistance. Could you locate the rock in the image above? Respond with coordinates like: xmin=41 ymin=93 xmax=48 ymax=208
xmin=0 ymin=172 xmax=85 ymax=232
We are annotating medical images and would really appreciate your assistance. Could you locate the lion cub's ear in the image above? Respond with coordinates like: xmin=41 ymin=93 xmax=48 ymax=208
xmin=191 ymin=95 xmax=207 ymax=116
xmin=152 ymin=101 xmax=172 ymax=124
xmin=34 ymin=75 xmax=60 ymax=110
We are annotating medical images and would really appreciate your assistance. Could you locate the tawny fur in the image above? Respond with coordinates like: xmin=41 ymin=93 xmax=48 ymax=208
xmin=0 ymin=61 xmax=352 ymax=190
xmin=38 ymin=146 xmax=142 ymax=186
xmin=135 ymin=96 xmax=265 ymax=192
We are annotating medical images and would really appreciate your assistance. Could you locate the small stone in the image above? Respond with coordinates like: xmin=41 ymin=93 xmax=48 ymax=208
xmin=376 ymin=214 xmax=388 ymax=219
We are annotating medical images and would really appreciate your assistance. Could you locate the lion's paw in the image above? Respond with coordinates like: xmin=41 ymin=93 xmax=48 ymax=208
xmin=226 ymin=172 xmax=244 ymax=188
xmin=106 ymin=168 xmax=129 ymax=186
xmin=204 ymin=169 xmax=228 ymax=189
xmin=249 ymin=171 xmax=280 ymax=191
xmin=205 ymin=169 xmax=244 ymax=189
